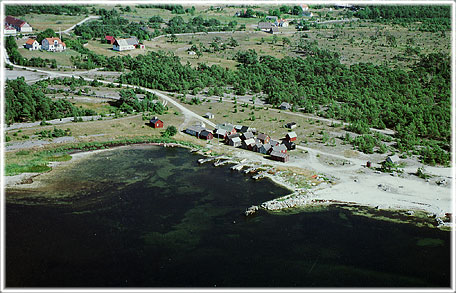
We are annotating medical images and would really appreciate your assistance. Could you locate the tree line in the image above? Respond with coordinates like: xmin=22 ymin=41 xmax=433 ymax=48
xmin=5 ymin=4 xmax=89 ymax=16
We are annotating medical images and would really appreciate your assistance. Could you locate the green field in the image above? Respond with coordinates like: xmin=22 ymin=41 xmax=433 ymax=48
xmin=20 ymin=13 xmax=87 ymax=32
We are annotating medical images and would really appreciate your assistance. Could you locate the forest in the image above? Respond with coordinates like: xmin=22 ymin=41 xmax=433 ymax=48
xmin=74 ymin=9 xmax=154 ymax=41
xmin=5 ymin=5 xmax=89 ymax=16
xmin=355 ymin=5 xmax=451 ymax=32
xmin=5 ymin=78 xmax=96 ymax=125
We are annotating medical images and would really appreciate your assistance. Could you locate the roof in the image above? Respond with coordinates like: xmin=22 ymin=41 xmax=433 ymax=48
xmin=215 ymin=128 xmax=227 ymax=136
xmin=243 ymin=132 xmax=254 ymax=139
xmin=227 ymin=133 xmax=240 ymax=139
xmin=280 ymin=102 xmax=291 ymax=108
xmin=44 ymin=37 xmax=65 ymax=47
xmin=258 ymin=22 xmax=273 ymax=29
xmin=243 ymin=138 xmax=256 ymax=145
xmin=186 ymin=125 xmax=205 ymax=133
xmin=230 ymin=137 xmax=242 ymax=143
xmin=272 ymin=144 xmax=287 ymax=152
xmin=125 ymin=37 xmax=139 ymax=46
xmin=386 ymin=155 xmax=400 ymax=163
xmin=270 ymin=139 xmax=280 ymax=146
xmin=114 ymin=39 xmax=129 ymax=47
xmin=261 ymin=143 xmax=271 ymax=150
xmin=25 ymin=38 xmax=37 ymax=45
xmin=150 ymin=118 xmax=162 ymax=124
xmin=287 ymin=131 xmax=297 ymax=138
xmin=5 ymin=25 xmax=16 ymax=31
xmin=270 ymin=151 xmax=289 ymax=158
xmin=105 ymin=35 xmax=115 ymax=41
xmin=257 ymin=133 xmax=269 ymax=140
xmin=216 ymin=123 xmax=235 ymax=132
xmin=200 ymin=130 xmax=212 ymax=137
xmin=5 ymin=16 xmax=27 ymax=27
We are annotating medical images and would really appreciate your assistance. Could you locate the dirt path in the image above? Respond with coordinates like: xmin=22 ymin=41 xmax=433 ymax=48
xmin=62 ymin=15 xmax=100 ymax=34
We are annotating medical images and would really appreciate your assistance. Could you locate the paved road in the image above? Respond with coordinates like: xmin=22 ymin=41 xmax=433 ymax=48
xmin=62 ymin=16 xmax=100 ymax=34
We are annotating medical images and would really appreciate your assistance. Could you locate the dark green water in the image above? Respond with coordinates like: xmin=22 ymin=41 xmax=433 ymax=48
xmin=6 ymin=146 xmax=451 ymax=287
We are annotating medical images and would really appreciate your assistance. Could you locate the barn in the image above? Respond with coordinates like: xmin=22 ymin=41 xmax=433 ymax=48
xmin=150 ymin=117 xmax=164 ymax=128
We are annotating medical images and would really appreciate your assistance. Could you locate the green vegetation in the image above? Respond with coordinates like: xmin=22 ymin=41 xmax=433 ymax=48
xmin=6 ymin=36 xmax=57 ymax=68
xmin=355 ymin=5 xmax=451 ymax=32
xmin=5 ymin=78 xmax=96 ymax=124
xmin=6 ymin=4 xmax=89 ymax=16
xmin=35 ymin=127 xmax=72 ymax=139
xmin=161 ymin=126 xmax=177 ymax=138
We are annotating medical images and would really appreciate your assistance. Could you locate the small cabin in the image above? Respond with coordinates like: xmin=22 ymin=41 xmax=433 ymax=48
xmin=204 ymin=112 xmax=214 ymax=119
xmin=150 ymin=117 xmax=164 ymax=128
xmin=199 ymin=130 xmax=213 ymax=140
xmin=229 ymin=137 xmax=242 ymax=147
xmin=286 ymin=131 xmax=297 ymax=142
xmin=270 ymin=151 xmax=289 ymax=162
xmin=257 ymin=133 xmax=270 ymax=144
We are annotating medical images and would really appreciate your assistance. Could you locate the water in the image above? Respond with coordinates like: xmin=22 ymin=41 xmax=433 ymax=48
xmin=6 ymin=146 xmax=451 ymax=287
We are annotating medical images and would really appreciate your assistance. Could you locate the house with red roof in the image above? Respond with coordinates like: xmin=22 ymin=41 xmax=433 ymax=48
xmin=41 ymin=37 xmax=66 ymax=52
xmin=4 ymin=25 xmax=16 ymax=35
xmin=5 ymin=16 xmax=32 ymax=33
xmin=24 ymin=38 xmax=40 ymax=50
xmin=105 ymin=35 xmax=115 ymax=44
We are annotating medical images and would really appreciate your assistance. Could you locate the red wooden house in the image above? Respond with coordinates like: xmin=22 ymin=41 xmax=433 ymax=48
xmin=150 ymin=117 xmax=164 ymax=128
xmin=286 ymin=131 xmax=297 ymax=142
xmin=105 ymin=35 xmax=116 ymax=44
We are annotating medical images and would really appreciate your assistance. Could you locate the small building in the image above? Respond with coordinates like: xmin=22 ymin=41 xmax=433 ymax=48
xmin=257 ymin=133 xmax=270 ymax=144
xmin=266 ymin=16 xmax=278 ymax=22
xmin=150 ymin=117 xmax=163 ymax=128
xmin=5 ymin=15 xmax=32 ymax=33
xmin=286 ymin=131 xmax=297 ymax=142
xmin=258 ymin=22 xmax=273 ymax=31
xmin=259 ymin=143 xmax=272 ymax=155
xmin=24 ymin=38 xmax=40 ymax=50
xmin=272 ymin=144 xmax=287 ymax=154
xmin=241 ymin=132 xmax=254 ymax=141
xmin=242 ymin=138 xmax=256 ymax=150
xmin=283 ymin=140 xmax=296 ymax=150
xmin=41 ymin=37 xmax=66 ymax=52
xmin=126 ymin=36 xmax=139 ymax=47
xmin=240 ymin=125 xmax=256 ymax=134
xmin=275 ymin=19 xmax=289 ymax=27
xmin=225 ymin=133 xmax=241 ymax=144
xmin=386 ymin=155 xmax=400 ymax=165
xmin=113 ymin=39 xmax=135 ymax=51
xmin=216 ymin=123 xmax=236 ymax=135
xmin=185 ymin=125 xmax=206 ymax=137
xmin=234 ymin=125 xmax=243 ymax=132
xmin=4 ymin=25 xmax=16 ymax=35
xmin=280 ymin=102 xmax=292 ymax=110
xmin=270 ymin=151 xmax=289 ymax=162
xmin=269 ymin=27 xmax=279 ymax=34
xmin=269 ymin=139 xmax=280 ymax=147
xmin=214 ymin=128 xmax=228 ymax=139
xmin=204 ymin=112 xmax=214 ymax=119
xmin=199 ymin=130 xmax=213 ymax=140
xmin=253 ymin=142 xmax=263 ymax=153
xmin=228 ymin=136 xmax=242 ymax=147
xmin=285 ymin=122 xmax=297 ymax=129
xmin=105 ymin=35 xmax=116 ymax=44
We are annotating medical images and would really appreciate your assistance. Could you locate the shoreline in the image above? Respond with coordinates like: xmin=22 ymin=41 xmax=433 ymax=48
xmin=4 ymin=142 xmax=453 ymax=229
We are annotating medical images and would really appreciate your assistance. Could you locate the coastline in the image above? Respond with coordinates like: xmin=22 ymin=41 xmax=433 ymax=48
xmin=4 ymin=142 xmax=453 ymax=229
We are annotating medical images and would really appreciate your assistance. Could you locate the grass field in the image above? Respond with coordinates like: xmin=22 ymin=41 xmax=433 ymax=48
xmin=16 ymin=39 xmax=80 ymax=67
xmin=20 ymin=13 xmax=87 ymax=32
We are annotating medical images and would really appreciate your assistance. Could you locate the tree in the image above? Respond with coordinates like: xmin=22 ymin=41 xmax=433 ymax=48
xmin=282 ymin=37 xmax=291 ymax=47
xmin=161 ymin=125 xmax=177 ymax=137
xmin=36 ymin=28 xmax=57 ymax=43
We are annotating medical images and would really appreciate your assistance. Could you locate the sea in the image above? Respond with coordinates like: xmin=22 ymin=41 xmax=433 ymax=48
xmin=5 ymin=145 xmax=451 ymax=287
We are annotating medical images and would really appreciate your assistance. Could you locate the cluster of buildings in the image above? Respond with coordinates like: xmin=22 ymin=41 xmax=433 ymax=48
xmin=258 ymin=16 xmax=289 ymax=34
xmin=23 ymin=37 xmax=66 ymax=52
xmin=105 ymin=35 xmax=145 ymax=51
xmin=4 ymin=15 xmax=33 ymax=35
xmin=185 ymin=122 xmax=298 ymax=163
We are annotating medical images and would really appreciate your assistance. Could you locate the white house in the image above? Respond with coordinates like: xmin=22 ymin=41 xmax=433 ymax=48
xmin=113 ymin=39 xmax=135 ymax=51
xmin=5 ymin=15 xmax=32 ymax=33
xmin=275 ymin=19 xmax=289 ymax=27
xmin=24 ymin=38 xmax=40 ymax=50
xmin=41 ymin=37 xmax=66 ymax=52
xmin=4 ymin=25 xmax=16 ymax=35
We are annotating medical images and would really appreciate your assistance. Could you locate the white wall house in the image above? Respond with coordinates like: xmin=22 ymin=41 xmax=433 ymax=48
xmin=24 ymin=38 xmax=40 ymax=50
xmin=4 ymin=25 xmax=16 ymax=35
xmin=113 ymin=39 xmax=134 ymax=51
xmin=5 ymin=16 xmax=33 ymax=33
xmin=41 ymin=37 xmax=66 ymax=52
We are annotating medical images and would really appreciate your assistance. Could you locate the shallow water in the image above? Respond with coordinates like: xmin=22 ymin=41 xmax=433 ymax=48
xmin=6 ymin=146 xmax=451 ymax=287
